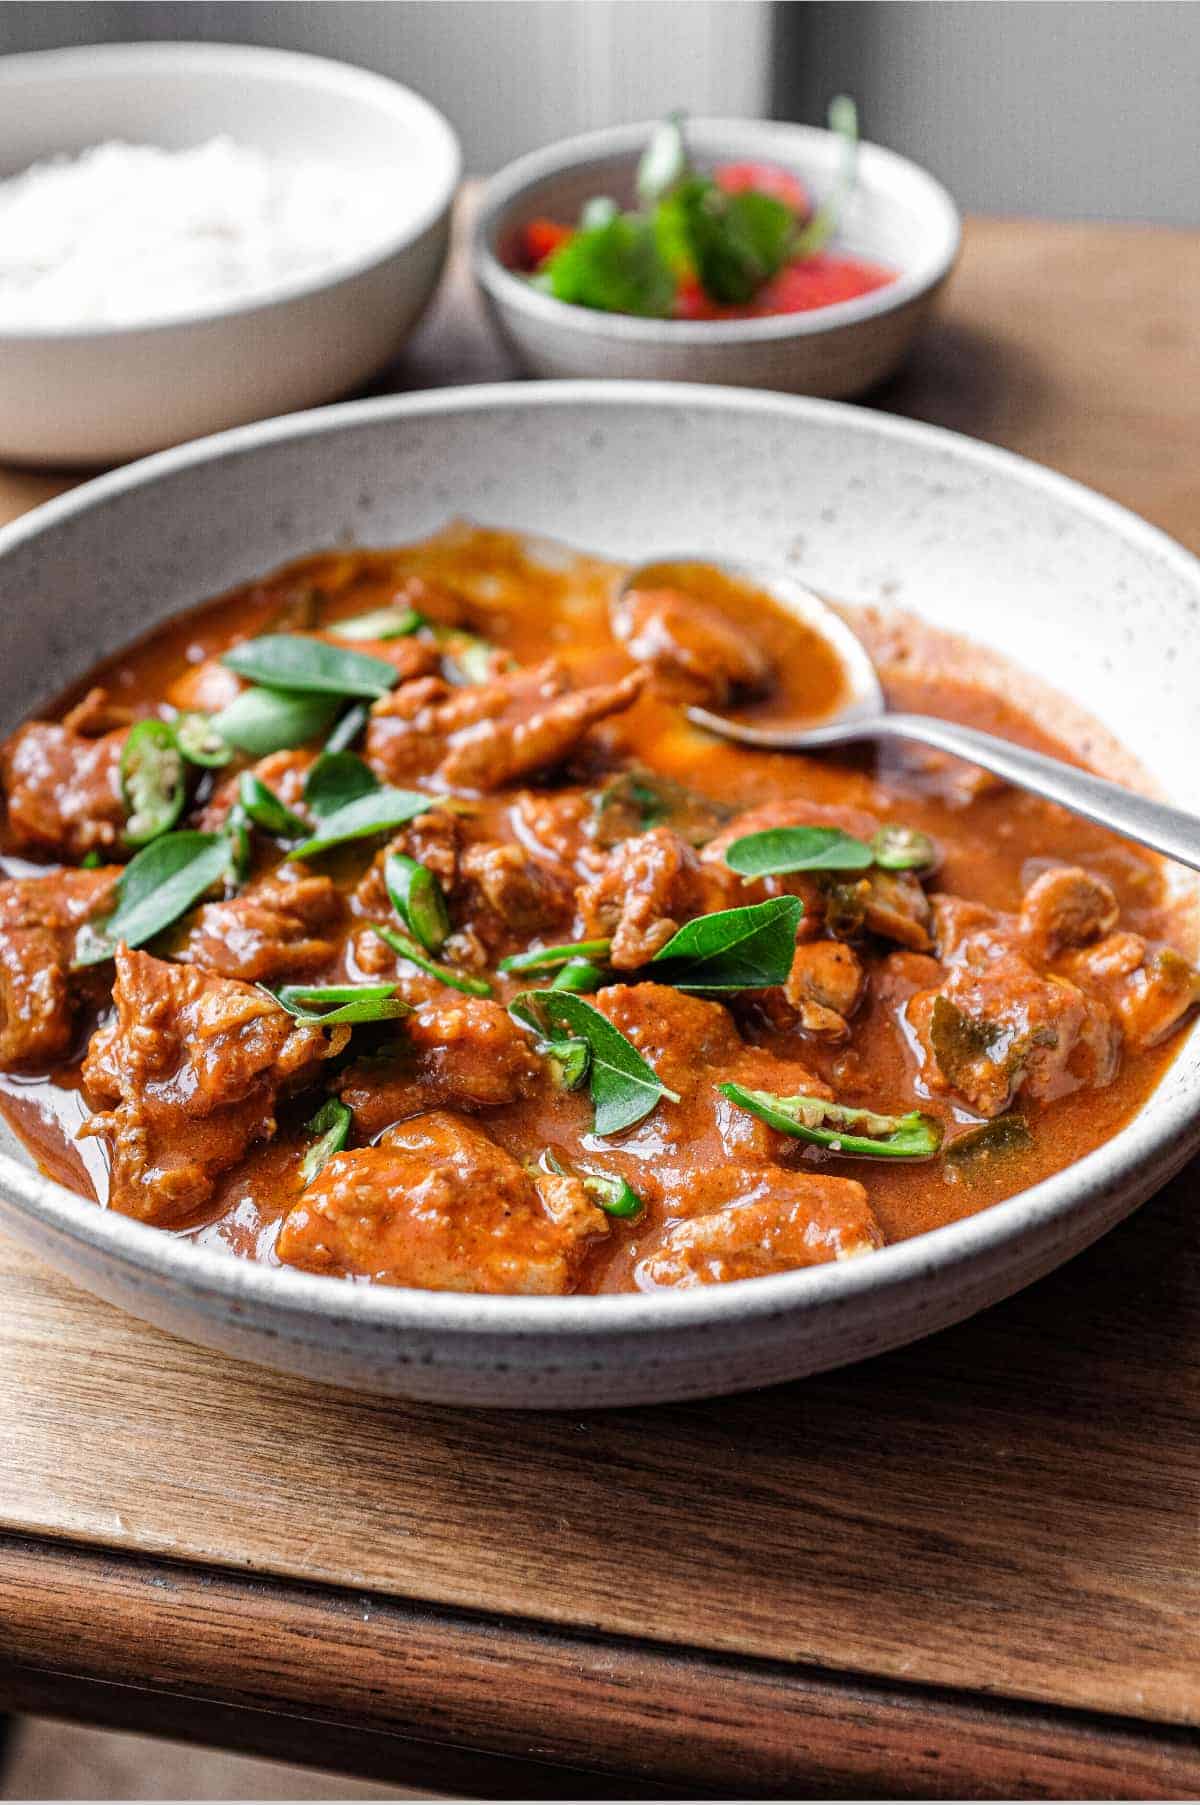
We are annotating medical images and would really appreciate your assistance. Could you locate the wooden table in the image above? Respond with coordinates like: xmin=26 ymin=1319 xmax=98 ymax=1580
xmin=3 ymin=217 xmax=1200 ymax=1800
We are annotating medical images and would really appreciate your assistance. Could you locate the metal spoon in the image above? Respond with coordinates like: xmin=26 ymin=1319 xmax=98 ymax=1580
xmin=619 ymin=558 xmax=1200 ymax=873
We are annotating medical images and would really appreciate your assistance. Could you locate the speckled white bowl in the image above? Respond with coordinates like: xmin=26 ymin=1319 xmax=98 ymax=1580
xmin=0 ymin=382 xmax=1196 ymax=1408
xmin=0 ymin=43 xmax=461 ymax=466
xmin=472 ymin=119 xmax=960 ymax=396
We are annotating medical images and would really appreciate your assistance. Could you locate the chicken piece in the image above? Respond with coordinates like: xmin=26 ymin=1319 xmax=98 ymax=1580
xmin=636 ymin=1168 xmax=881 ymax=1289
xmin=592 ymin=982 xmax=832 ymax=1179
xmin=909 ymin=945 xmax=1119 ymax=1117
xmin=177 ymin=864 xmax=342 ymax=984
xmin=575 ymin=826 xmax=739 ymax=968
xmin=781 ymin=939 xmax=866 ymax=1041
xmin=1064 ymin=932 xmax=1200 ymax=1051
xmin=930 ymin=893 xmax=1001 ymax=962
xmin=611 ymin=586 xmax=771 ymax=706
xmin=510 ymin=790 xmax=607 ymax=879
xmin=861 ymin=869 xmax=933 ymax=952
xmin=1019 ymin=865 xmax=1120 ymax=961
xmin=80 ymin=948 xmax=344 ymax=1224
xmin=338 ymin=993 xmax=540 ymax=1138
xmin=276 ymin=1110 xmax=607 ymax=1293
xmin=354 ymin=810 xmax=572 ymax=950
xmin=165 ymin=657 xmax=244 ymax=715
xmin=61 ymin=687 xmax=136 ymax=737
xmin=460 ymin=840 xmax=574 ymax=938
xmin=2 ymin=717 xmax=128 ymax=861
xmin=0 ymin=867 xmax=120 ymax=1069
xmin=366 ymin=660 xmax=645 ymax=792
xmin=339 ymin=634 xmax=439 ymax=684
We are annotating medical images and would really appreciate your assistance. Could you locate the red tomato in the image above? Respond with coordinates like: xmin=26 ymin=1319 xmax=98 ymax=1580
xmin=752 ymin=252 xmax=894 ymax=315
xmin=715 ymin=160 xmax=811 ymax=216
xmin=671 ymin=252 xmax=894 ymax=322
xmin=520 ymin=218 xmax=575 ymax=270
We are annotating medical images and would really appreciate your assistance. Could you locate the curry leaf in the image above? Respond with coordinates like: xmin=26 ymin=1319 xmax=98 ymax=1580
xmin=542 ymin=210 xmax=676 ymax=317
xmin=288 ymin=787 xmax=433 ymax=859
xmin=222 ymin=634 xmax=397 ymax=698
xmin=303 ymin=750 xmax=379 ymax=818
xmin=720 ymin=1084 xmax=943 ymax=1159
xmin=300 ymin=1098 xmax=352 ymax=1185
xmin=75 ymin=830 xmax=231 ymax=964
xmin=656 ymin=177 xmax=794 ymax=305
xmin=273 ymin=983 xmax=412 ymax=1026
xmin=213 ymin=686 xmax=341 ymax=758
xmin=944 ymin=1115 xmax=1032 ymax=1164
xmin=724 ymin=824 xmax=873 ymax=877
xmin=511 ymin=990 xmax=678 ymax=1136
xmin=649 ymin=895 xmax=802 ymax=991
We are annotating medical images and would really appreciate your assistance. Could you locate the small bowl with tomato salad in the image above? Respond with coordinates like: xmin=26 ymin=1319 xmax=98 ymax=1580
xmin=473 ymin=112 xmax=960 ymax=397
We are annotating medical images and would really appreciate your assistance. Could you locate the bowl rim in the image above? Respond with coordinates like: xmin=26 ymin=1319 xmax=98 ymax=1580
xmin=0 ymin=377 xmax=1197 ymax=1347
xmin=0 ymin=40 xmax=463 ymax=344
xmin=472 ymin=117 xmax=962 ymax=346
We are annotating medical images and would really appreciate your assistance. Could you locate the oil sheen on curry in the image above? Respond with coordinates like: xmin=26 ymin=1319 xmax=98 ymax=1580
xmin=0 ymin=526 xmax=1195 ymax=1296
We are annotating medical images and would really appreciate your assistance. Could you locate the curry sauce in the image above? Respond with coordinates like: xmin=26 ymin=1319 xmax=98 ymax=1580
xmin=0 ymin=525 xmax=1193 ymax=1296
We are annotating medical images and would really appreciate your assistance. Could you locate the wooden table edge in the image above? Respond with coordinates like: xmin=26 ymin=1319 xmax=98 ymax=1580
xmin=3 ymin=1533 xmax=1198 ymax=1800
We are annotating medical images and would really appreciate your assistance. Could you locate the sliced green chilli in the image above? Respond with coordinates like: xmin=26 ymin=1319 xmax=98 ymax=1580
xmin=300 ymin=1098 xmax=352 ymax=1184
xmin=273 ymin=983 xmax=412 ymax=1026
xmin=719 ymin=1083 xmax=943 ymax=1159
xmin=369 ymin=922 xmax=492 ymax=998
xmin=172 ymin=711 xmax=233 ymax=768
xmin=120 ymin=719 xmax=186 ymax=846
xmin=384 ymin=851 xmax=450 ymax=953
xmin=331 ymin=604 xmax=423 ymax=641
xmin=237 ymin=771 xmax=308 ymax=840
xmin=499 ymin=938 xmax=613 ymax=975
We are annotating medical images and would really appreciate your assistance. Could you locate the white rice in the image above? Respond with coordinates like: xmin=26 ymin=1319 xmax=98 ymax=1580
xmin=0 ymin=136 xmax=407 ymax=330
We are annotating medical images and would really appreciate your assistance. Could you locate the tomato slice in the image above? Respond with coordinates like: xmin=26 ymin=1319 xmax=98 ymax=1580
xmin=714 ymin=160 xmax=811 ymax=215
xmin=519 ymin=218 xmax=575 ymax=270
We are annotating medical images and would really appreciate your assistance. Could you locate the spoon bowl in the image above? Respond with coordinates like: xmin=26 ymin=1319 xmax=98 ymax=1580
xmin=622 ymin=553 xmax=1200 ymax=876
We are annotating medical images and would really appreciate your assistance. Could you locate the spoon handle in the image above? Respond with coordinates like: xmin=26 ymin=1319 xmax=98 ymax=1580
xmin=875 ymin=712 xmax=1200 ymax=873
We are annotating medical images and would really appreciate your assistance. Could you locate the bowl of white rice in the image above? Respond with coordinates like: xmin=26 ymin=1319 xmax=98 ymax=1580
xmin=0 ymin=42 xmax=461 ymax=465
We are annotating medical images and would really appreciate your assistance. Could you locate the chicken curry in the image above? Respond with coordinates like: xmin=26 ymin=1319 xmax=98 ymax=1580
xmin=0 ymin=525 xmax=1195 ymax=1295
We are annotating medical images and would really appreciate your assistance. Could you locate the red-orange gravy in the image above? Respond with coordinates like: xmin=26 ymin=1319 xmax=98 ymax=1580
xmin=0 ymin=526 xmax=1192 ymax=1297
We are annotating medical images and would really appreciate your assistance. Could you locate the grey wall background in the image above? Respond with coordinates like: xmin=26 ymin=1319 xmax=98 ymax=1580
xmin=0 ymin=0 xmax=1192 ymax=221
xmin=0 ymin=1 xmax=771 ymax=172
xmin=777 ymin=1 xmax=1200 ymax=224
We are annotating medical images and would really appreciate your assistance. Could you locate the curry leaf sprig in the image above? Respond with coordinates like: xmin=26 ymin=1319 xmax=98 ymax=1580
xmin=498 ymin=896 xmax=802 ymax=995
xmin=510 ymin=991 xmax=678 ymax=1136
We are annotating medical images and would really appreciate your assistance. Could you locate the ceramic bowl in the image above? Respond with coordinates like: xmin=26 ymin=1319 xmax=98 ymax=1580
xmin=472 ymin=119 xmax=960 ymax=395
xmin=0 ymin=43 xmax=461 ymax=467
xmin=0 ymin=381 xmax=1196 ymax=1408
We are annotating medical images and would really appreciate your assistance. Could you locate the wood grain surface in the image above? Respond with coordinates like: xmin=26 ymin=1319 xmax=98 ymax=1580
xmin=2 ymin=209 xmax=1200 ymax=1796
